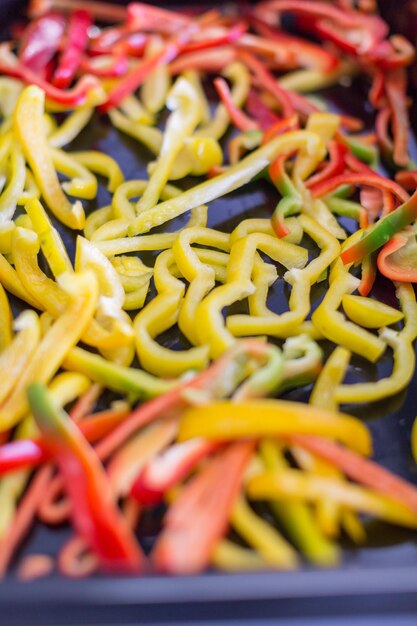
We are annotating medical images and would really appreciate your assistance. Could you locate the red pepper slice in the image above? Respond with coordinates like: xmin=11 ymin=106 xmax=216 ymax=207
xmin=377 ymin=231 xmax=417 ymax=283
xmin=246 ymin=89 xmax=281 ymax=131
xmin=181 ymin=21 xmax=247 ymax=54
xmin=250 ymin=13 xmax=340 ymax=72
xmin=239 ymin=50 xmax=294 ymax=118
xmin=0 ymin=45 xmax=101 ymax=106
xmin=384 ymin=68 xmax=410 ymax=167
xmin=152 ymin=442 xmax=253 ymax=574
xmin=52 ymin=10 xmax=92 ymax=89
xmin=310 ymin=172 xmax=409 ymax=204
xmin=126 ymin=2 xmax=193 ymax=34
xmin=214 ymin=77 xmax=259 ymax=132
xmin=29 ymin=0 xmax=126 ymax=22
xmin=305 ymin=141 xmax=347 ymax=189
xmin=28 ymin=383 xmax=145 ymax=574
xmin=19 ymin=12 xmax=66 ymax=76
xmin=130 ymin=439 xmax=219 ymax=506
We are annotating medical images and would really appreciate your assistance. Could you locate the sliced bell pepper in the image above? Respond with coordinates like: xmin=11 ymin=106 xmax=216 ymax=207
xmin=178 ymin=399 xmax=371 ymax=455
xmin=152 ymin=442 xmax=253 ymax=574
xmin=52 ymin=10 xmax=92 ymax=88
xmin=377 ymin=230 xmax=417 ymax=282
xmin=340 ymin=190 xmax=417 ymax=265
xmin=342 ymin=294 xmax=404 ymax=328
xmin=19 ymin=11 xmax=66 ymax=75
xmin=27 ymin=383 xmax=145 ymax=574
xmin=14 ymin=86 xmax=85 ymax=230
xmin=214 ymin=77 xmax=258 ymax=132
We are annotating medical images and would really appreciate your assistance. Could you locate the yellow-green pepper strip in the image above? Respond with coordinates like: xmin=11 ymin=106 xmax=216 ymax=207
xmin=167 ymin=137 xmax=223 ymax=180
xmin=247 ymin=470 xmax=417 ymax=530
xmin=279 ymin=335 xmax=323 ymax=393
xmin=14 ymin=86 xmax=85 ymax=230
xmin=0 ymin=282 xmax=12 ymax=351
xmin=70 ymin=151 xmax=124 ymax=193
xmin=229 ymin=130 xmax=263 ymax=166
xmin=0 ymin=252 xmax=42 ymax=309
xmin=94 ymin=182 xmax=207 ymax=242
xmin=48 ymin=106 xmax=94 ymax=149
xmin=179 ymin=399 xmax=371 ymax=455
xmin=296 ymin=179 xmax=347 ymax=240
xmin=230 ymin=494 xmax=298 ymax=568
xmin=182 ymin=70 xmax=211 ymax=126
xmin=111 ymin=256 xmax=153 ymax=305
xmin=136 ymin=77 xmax=203 ymax=215
xmin=95 ymin=232 xmax=178 ymax=256
xmin=227 ymin=214 xmax=340 ymax=338
xmin=310 ymin=346 xmax=351 ymax=411
xmin=62 ymin=346 xmax=173 ymax=399
xmin=324 ymin=196 xmax=364 ymax=222
xmin=172 ymin=226 xmax=230 ymax=346
xmin=141 ymin=36 xmax=171 ymax=114
xmin=311 ymin=262 xmax=386 ymax=362
xmin=233 ymin=344 xmax=284 ymax=401
xmin=212 ymin=540 xmax=266 ymax=571
xmin=194 ymin=62 xmax=251 ymax=141
xmin=25 ymin=198 xmax=72 ymax=276
xmin=197 ymin=233 xmax=308 ymax=357
xmin=278 ymin=64 xmax=355 ymax=93
xmin=18 ymin=168 xmax=41 ymax=205
xmin=0 ymin=142 xmax=26 ymax=223
xmin=0 ymin=271 xmax=98 ymax=431
xmin=260 ymin=440 xmax=339 ymax=566
xmin=128 ymin=130 xmax=325 ymax=236
xmin=0 ymin=310 xmax=41 ymax=406
xmin=108 ymin=109 xmax=162 ymax=155
xmin=13 ymin=227 xmax=131 ymax=351
xmin=50 ymin=147 xmax=97 ymax=200
xmin=333 ymin=283 xmax=417 ymax=404
xmin=84 ymin=205 xmax=112 ymax=240
xmin=134 ymin=250 xmax=210 ymax=377
xmin=230 ymin=216 xmax=303 ymax=245
xmin=293 ymin=112 xmax=340 ymax=181
xmin=113 ymin=180 xmax=182 ymax=220
xmin=0 ymin=78 xmax=23 ymax=118
xmin=119 ymin=94 xmax=154 ymax=125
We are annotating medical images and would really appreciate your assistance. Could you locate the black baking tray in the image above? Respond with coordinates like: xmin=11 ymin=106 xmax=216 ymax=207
xmin=1 ymin=1 xmax=417 ymax=624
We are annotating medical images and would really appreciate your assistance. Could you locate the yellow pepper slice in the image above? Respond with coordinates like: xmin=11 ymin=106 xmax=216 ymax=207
xmin=48 ymin=106 xmax=94 ymax=149
xmin=342 ymin=294 xmax=404 ymax=329
xmin=136 ymin=77 xmax=203 ymax=214
xmin=128 ymin=130 xmax=325 ymax=236
xmin=227 ymin=214 xmax=340 ymax=338
xmin=260 ymin=440 xmax=339 ymax=565
xmin=84 ymin=205 xmax=113 ymax=240
xmin=109 ymin=108 xmax=162 ymax=155
xmin=14 ymin=86 xmax=85 ymax=230
xmin=310 ymin=346 xmax=351 ymax=411
xmin=141 ymin=35 xmax=171 ymax=114
xmin=0 ymin=251 xmax=42 ymax=309
xmin=197 ymin=233 xmax=308 ymax=357
xmin=0 ymin=270 xmax=98 ymax=431
xmin=212 ymin=540 xmax=266 ymax=571
xmin=0 ymin=142 xmax=26 ymax=223
xmin=71 ymin=151 xmax=124 ymax=193
xmin=51 ymin=147 xmax=97 ymax=200
xmin=230 ymin=494 xmax=298 ymax=568
xmin=311 ymin=262 xmax=386 ymax=362
xmin=247 ymin=470 xmax=417 ymax=530
xmin=119 ymin=94 xmax=154 ymax=125
xmin=0 ymin=282 xmax=12 ymax=351
xmin=133 ymin=250 xmax=210 ymax=377
xmin=0 ymin=310 xmax=41 ymax=406
xmin=293 ymin=112 xmax=340 ymax=181
xmin=24 ymin=197 xmax=72 ymax=276
xmin=179 ymin=399 xmax=371 ymax=455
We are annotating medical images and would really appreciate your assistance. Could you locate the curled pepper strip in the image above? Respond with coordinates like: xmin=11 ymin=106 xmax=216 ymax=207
xmin=133 ymin=249 xmax=210 ymax=377
xmin=14 ymin=86 xmax=85 ymax=230
xmin=377 ymin=229 xmax=417 ymax=283
xmin=48 ymin=107 xmax=94 ymax=149
xmin=197 ymin=232 xmax=307 ymax=357
xmin=172 ymin=226 xmax=230 ymax=346
xmin=311 ymin=262 xmax=386 ymax=362
xmin=333 ymin=283 xmax=417 ymax=404
xmin=50 ymin=148 xmax=98 ymax=200
xmin=227 ymin=214 xmax=340 ymax=338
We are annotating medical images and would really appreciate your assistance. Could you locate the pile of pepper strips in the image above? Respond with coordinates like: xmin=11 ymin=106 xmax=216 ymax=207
xmin=0 ymin=0 xmax=416 ymax=578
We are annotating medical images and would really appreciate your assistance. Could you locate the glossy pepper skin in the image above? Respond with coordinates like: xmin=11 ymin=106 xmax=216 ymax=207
xmin=341 ymin=190 xmax=417 ymax=265
xmin=27 ymin=383 xmax=145 ymax=574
